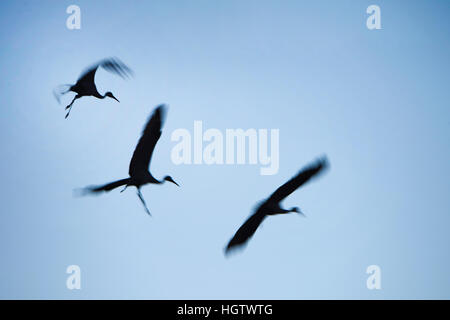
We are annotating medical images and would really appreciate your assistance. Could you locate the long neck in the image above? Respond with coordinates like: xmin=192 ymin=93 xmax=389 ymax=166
xmin=264 ymin=202 xmax=289 ymax=215
xmin=92 ymin=92 xmax=106 ymax=99
xmin=149 ymin=174 xmax=163 ymax=184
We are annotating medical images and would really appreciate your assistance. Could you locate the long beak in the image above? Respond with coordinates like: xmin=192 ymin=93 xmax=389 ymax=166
xmin=172 ymin=180 xmax=180 ymax=187
xmin=112 ymin=96 xmax=120 ymax=103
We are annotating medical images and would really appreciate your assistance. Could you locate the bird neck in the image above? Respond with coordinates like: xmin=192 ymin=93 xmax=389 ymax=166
xmin=263 ymin=202 xmax=286 ymax=215
xmin=149 ymin=175 xmax=163 ymax=184
xmin=159 ymin=176 xmax=171 ymax=184
xmin=93 ymin=92 xmax=106 ymax=99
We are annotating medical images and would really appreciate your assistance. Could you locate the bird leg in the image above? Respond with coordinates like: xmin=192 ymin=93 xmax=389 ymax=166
xmin=65 ymin=106 xmax=73 ymax=119
xmin=65 ymin=95 xmax=80 ymax=119
xmin=137 ymin=189 xmax=151 ymax=216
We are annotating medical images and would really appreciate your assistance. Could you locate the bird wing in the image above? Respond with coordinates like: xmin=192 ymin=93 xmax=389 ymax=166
xmin=82 ymin=178 xmax=130 ymax=194
xmin=129 ymin=105 xmax=167 ymax=176
xmin=76 ymin=63 xmax=101 ymax=86
xmin=268 ymin=157 xmax=329 ymax=203
xmin=100 ymin=57 xmax=133 ymax=79
xmin=77 ymin=57 xmax=133 ymax=85
xmin=52 ymin=84 xmax=72 ymax=104
xmin=225 ymin=209 xmax=266 ymax=253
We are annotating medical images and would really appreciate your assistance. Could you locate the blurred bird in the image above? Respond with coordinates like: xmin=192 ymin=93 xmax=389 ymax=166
xmin=81 ymin=104 xmax=179 ymax=216
xmin=225 ymin=157 xmax=329 ymax=255
xmin=53 ymin=57 xmax=132 ymax=118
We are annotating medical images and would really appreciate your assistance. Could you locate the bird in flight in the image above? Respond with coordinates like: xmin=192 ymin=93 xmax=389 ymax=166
xmin=225 ymin=157 xmax=329 ymax=255
xmin=82 ymin=104 xmax=179 ymax=216
xmin=53 ymin=57 xmax=132 ymax=118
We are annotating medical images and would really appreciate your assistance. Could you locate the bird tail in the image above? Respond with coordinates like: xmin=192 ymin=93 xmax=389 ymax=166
xmin=77 ymin=178 xmax=131 ymax=196
xmin=53 ymin=84 xmax=72 ymax=104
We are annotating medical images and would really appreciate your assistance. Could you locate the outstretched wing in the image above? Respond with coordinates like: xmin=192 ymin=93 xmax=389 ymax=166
xmin=74 ymin=178 xmax=130 ymax=196
xmin=77 ymin=57 xmax=133 ymax=85
xmin=52 ymin=84 xmax=72 ymax=104
xmin=225 ymin=209 xmax=266 ymax=254
xmin=129 ymin=105 xmax=167 ymax=176
xmin=76 ymin=63 xmax=101 ymax=86
xmin=268 ymin=157 xmax=329 ymax=203
xmin=100 ymin=57 xmax=133 ymax=79
xmin=83 ymin=178 xmax=130 ymax=193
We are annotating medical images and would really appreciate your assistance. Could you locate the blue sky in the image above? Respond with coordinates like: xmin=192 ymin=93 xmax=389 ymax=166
xmin=0 ymin=0 xmax=449 ymax=299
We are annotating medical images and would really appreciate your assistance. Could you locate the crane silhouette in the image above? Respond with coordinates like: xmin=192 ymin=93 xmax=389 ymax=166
xmin=225 ymin=157 xmax=329 ymax=255
xmin=54 ymin=57 xmax=132 ymax=118
xmin=81 ymin=104 xmax=179 ymax=215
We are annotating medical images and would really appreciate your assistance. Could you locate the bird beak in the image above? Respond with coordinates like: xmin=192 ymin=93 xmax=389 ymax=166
xmin=165 ymin=176 xmax=179 ymax=187
xmin=113 ymin=96 xmax=120 ymax=103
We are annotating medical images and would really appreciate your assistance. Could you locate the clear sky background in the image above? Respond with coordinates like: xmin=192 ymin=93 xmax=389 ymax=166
xmin=0 ymin=0 xmax=449 ymax=299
